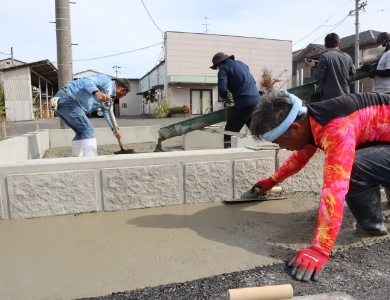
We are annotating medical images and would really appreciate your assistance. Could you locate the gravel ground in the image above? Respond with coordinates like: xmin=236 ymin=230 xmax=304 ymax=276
xmin=79 ymin=240 xmax=390 ymax=300
xmin=43 ymin=140 xmax=183 ymax=158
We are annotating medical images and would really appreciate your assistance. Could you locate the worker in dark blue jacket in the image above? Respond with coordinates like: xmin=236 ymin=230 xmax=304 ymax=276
xmin=210 ymin=52 xmax=260 ymax=148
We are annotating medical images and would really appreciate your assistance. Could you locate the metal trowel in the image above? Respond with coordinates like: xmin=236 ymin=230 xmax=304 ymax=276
xmin=224 ymin=186 xmax=286 ymax=203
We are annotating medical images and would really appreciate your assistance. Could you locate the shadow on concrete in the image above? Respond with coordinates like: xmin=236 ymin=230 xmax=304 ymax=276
xmin=126 ymin=197 xmax=390 ymax=263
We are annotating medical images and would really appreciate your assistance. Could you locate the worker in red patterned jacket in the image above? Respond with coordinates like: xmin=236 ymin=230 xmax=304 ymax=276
xmin=249 ymin=90 xmax=390 ymax=282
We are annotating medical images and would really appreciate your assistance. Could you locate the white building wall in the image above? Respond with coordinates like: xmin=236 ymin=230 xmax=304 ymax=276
xmin=166 ymin=84 xmax=223 ymax=111
xmin=0 ymin=58 xmax=25 ymax=69
xmin=165 ymin=32 xmax=292 ymax=92
xmin=119 ymin=79 xmax=141 ymax=116
xmin=3 ymin=67 xmax=34 ymax=121
xmin=73 ymin=70 xmax=112 ymax=79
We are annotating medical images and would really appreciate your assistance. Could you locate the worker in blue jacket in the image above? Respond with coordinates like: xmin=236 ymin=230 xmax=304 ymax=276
xmin=51 ymin=74 xmax=130 ymax=156
xmin=210 ymin=53 xmax=260 ymax=148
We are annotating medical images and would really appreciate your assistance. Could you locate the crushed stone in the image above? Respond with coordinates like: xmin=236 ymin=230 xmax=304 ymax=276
xmin=42 ymin=140 xmax=183 ymax=158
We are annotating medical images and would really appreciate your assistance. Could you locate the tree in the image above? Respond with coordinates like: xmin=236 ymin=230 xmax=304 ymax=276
xmin=260 ymin=67 xmax=281 ymax=94
xmin=0 ymin=82 xmax=5 ymax=118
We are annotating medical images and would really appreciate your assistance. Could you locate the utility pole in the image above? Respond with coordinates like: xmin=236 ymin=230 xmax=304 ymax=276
xmin=113 ymin=64 xmax=121 ymax=78
xmin=54 ymin=0 xmax=75 ymax=128
xmin=202 ymin=17 xmax=211 ymax=34
xmin=350 ymin=0 xmax=367 ymax=93
xmin=10 ymin=47 xmax=14 ymax=66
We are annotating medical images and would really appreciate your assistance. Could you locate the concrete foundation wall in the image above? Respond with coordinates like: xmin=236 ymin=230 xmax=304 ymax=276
xmin=0 ymin=127 xmax=325 ymax=221
xmin=0 ymin=127 xmax=181 ymax=162
xmin=0 ymin=148 xmax=325 ymax=220
xmin=0 ymin=149 xmax=276 ymax=219
xmin=0 ymin=130 xmax=50 ymax=161
xmin=277 ymin=149 xmax=324 ymax=193
xmin=49 ymin=126 xmax=181 ymax=148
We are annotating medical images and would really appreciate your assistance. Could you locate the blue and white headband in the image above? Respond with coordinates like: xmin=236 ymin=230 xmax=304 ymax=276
xmin=261 ymin=90 xmax=307 ymax=142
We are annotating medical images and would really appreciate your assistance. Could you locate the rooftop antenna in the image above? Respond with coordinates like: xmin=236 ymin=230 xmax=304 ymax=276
xmin=202 ymin=16 xmax=211 ymax=34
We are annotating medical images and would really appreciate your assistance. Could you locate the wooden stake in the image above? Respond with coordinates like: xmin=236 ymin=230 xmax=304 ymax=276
xmin=35 ymin=124 xmax=39 ymax=131
xmin=1 ymin=121 xmax=6 ymax=140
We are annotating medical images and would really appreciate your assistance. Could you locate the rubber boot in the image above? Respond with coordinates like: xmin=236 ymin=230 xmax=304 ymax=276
xmin=345 ymin=186 xmax=388 ymax=236
xmin=384 ymin=187 xmax=390 ymax=205
xmin=81 ymin=138 xmax=98 ymax=156
xmin=71 ymin=140 xmax=83 ymax=157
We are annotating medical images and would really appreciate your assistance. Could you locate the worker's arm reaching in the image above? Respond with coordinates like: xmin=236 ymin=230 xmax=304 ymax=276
xmin=311 ymin=56 xmax=328 ymax=82
xmin=362 ymin=64 xmax=390 ymax=77
xmin=254 ymin=119 xmax=355 ymax=281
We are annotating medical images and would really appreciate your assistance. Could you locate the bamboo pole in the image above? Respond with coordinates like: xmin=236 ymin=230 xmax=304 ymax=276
xmin=2 ymin=121 xmax=6 ymax=140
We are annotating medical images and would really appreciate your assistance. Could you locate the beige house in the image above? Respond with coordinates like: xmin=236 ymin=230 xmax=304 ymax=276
xmin=139 ymin=31 xmax=292 ymax=115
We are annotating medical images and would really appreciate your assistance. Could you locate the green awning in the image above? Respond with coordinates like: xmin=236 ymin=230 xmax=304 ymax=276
xmin=167 ymin=75 xmax=218 ymax=84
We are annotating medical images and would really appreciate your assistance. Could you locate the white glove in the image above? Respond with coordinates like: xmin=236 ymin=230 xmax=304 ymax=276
xmin=50 ymin=97 xmax=60 ymax=110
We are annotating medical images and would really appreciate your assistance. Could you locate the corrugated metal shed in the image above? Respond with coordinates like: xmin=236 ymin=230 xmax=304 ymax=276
xmin=2 ymin=67 xmax=33 ymax=121
xmin=0 ymin=60 xmax=58 ymax=121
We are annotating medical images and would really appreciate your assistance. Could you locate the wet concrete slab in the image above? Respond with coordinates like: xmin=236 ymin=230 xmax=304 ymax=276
xmin=0 ymin=192 xmax=389 ymax=299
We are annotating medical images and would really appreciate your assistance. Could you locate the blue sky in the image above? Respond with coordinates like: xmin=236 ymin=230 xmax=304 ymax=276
xmin=0 ymin=0 xmax=388 ymax=78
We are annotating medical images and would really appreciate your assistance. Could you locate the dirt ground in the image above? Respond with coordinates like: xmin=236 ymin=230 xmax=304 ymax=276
xmin=42 ymin=140 xmax=183 ymax=158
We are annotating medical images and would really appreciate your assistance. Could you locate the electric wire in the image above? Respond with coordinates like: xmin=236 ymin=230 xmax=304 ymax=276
xmin=361 ymin=7 xmax=390 ymax=14
xmin=311 ymin=14 xmax=350 ymax=44
xmin=72 ymin=42 xmax=163 ymax=62
xmin=0 ymin=42 xmax=8 ymax=51
xmin=141 ymin=0 xmax=164 ymax=34
xmin=0 ymin=51 xmax=10 ymax=56
xmin=293 ymin=0 xmax=353 ymax=46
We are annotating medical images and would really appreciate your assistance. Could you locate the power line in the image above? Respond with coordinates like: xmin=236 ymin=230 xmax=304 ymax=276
xmin=0 ymin=51 xmax=10 ymax=56
xmin=141 ymin=0 xmax=163 ymax=34
xmin=0 ymin=42 xmax=8 ymax=51
xmin=361 ymin=7 xmax=390 ymax=14
xmin=154 ymin=46 xmax=164 ymax=67
xmin=311 ymin=14 xmax=350 ymax=44
xmin=73 ymin=42 xmax=163 ymax=62
xmin=293 ymin=0 xmax=353 ymax=45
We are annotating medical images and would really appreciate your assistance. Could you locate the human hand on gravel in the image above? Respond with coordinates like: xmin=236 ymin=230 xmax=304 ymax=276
xmin=288 ymin=246 xmax=329 ymax=281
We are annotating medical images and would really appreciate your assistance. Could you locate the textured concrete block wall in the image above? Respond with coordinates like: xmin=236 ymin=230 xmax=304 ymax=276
xmin=233 ymin=158 xmax=275 ymax=198
xmin=103 ymin=165 xmax=181 ymax=211
xmin=277 ymin=149 xmax=324 ymax=193
xmin=185 ymin=161 xmax=230 ymax=203
xmin=0 ymin=149 xmax=276 ymax=219
xmin=0 ymin=148 xmax=325 ymax=220
xmin=7 ymin=170 xmax=97 ymax=219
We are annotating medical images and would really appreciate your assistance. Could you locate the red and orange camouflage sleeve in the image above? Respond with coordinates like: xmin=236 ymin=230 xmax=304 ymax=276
xmin=272 ymin=144 xmax=318 ymax=183
xmin=272 ymin=119 xmax=357 ymax=253
xmin=311 ymin=120 xmax=356 ymax=253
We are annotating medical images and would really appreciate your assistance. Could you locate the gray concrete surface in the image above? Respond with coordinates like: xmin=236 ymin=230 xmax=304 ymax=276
xmin=1 ymin=192 xmax=388 ymax=300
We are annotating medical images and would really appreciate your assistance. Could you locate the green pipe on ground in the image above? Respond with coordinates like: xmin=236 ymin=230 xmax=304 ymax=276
xmin=158 ymin=64 xmax=377 ymax=141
